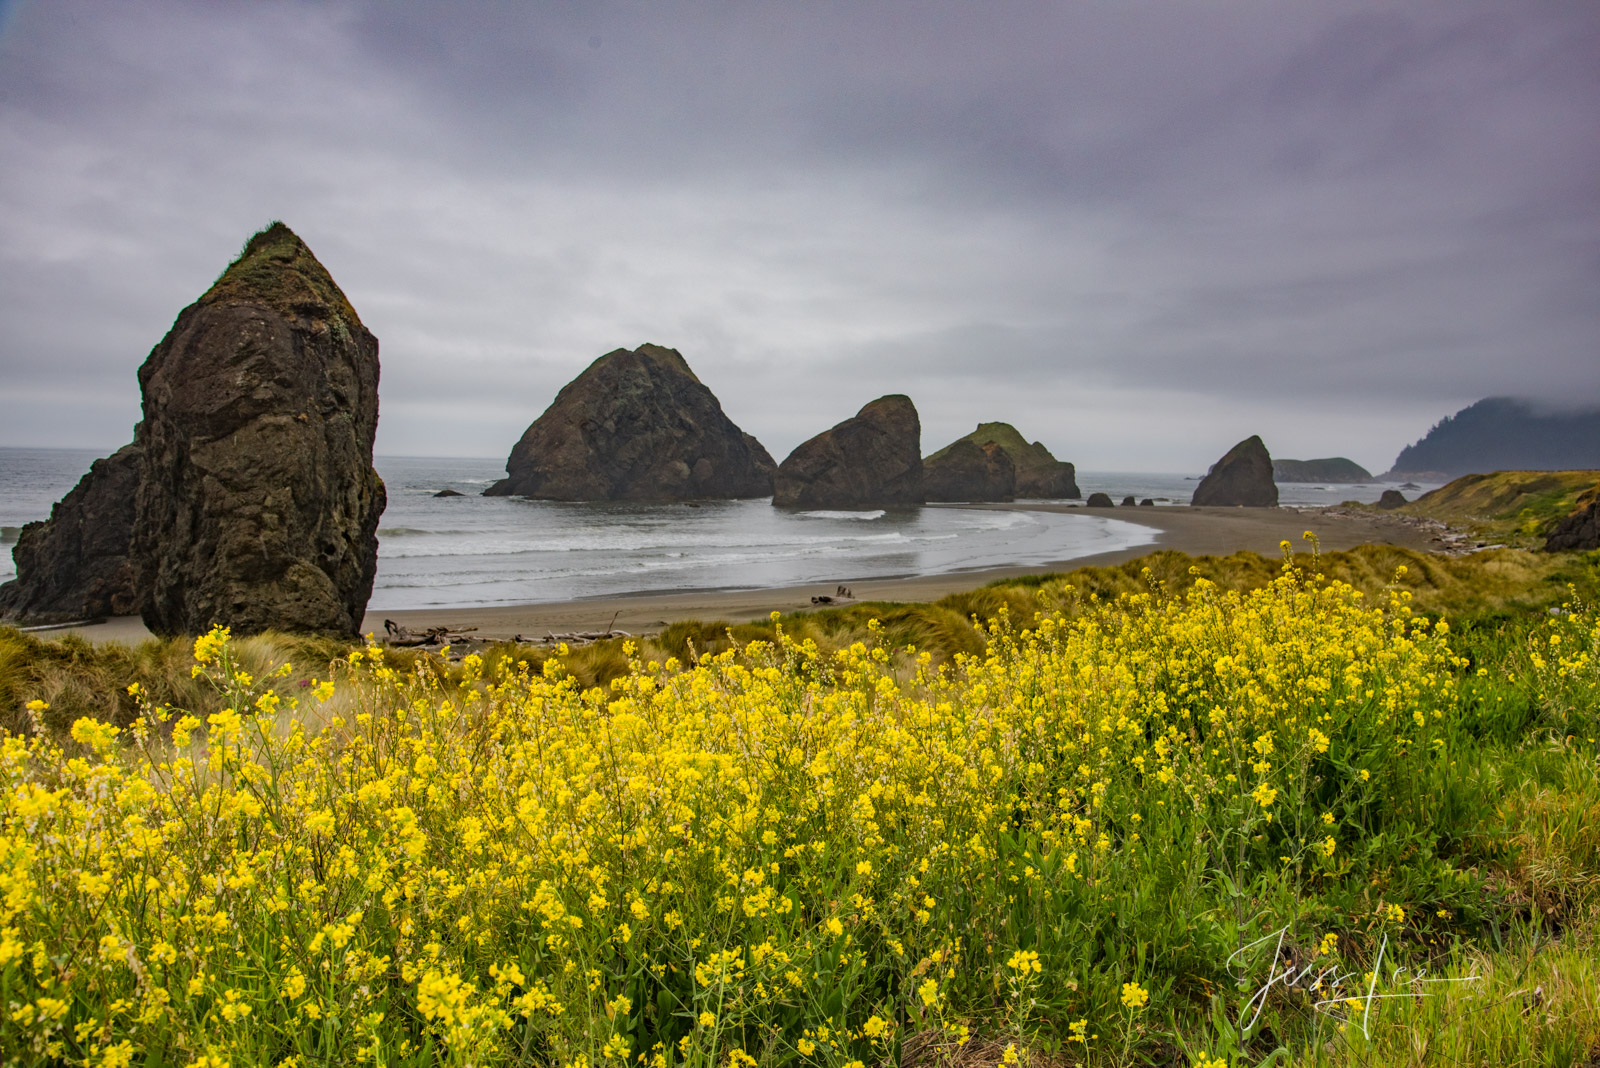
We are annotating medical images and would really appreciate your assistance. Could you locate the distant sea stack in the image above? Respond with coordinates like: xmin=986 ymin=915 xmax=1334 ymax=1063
xmin=926 ymin=422 xmax=1079 ymax=499
xmin=486 ymin=344 xmax=775 ymax=501
xmin=132 ymin=222 xmax=385 ymax=637
xmin=1385 ymin=397 xmax=1600 ymax=480
xmin=923 ymin=439 xmax=1015 ymax=502
xmin=1192 ymin=436 xmax=1278 ymax=507
xmin=1273 ymin=457 xmax=1372 ymax=483
xmin=773 ymin=395 xmax=923 ymax=508
xmin=0 ymin=444 xmax=142 ymax=624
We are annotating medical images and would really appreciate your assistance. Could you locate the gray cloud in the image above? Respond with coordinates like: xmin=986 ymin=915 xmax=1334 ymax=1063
xmin=0 ymin=0 xmax=1595 ymax=473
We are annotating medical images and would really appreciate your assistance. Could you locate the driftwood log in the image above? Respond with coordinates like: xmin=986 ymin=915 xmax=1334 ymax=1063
xmin=382 ymin=619 xmax=481 ymax=647
xmin=382 ymin=613 xmax=634 ymax=650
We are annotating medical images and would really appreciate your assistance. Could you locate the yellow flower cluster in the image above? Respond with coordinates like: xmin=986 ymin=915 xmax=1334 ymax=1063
xmin=0 ymin=563 xmax=1460 ymax=1064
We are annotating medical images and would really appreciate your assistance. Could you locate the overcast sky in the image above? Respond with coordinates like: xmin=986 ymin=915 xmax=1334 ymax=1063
xmin=1 ymin=1 xmax=1596 ymax=473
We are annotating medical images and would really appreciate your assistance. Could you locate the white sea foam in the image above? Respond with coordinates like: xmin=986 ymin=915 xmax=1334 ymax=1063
xmin=359 ymin=456 xmax=1164 ymax=608
xmin=796 ymin=509 xmax=886 ymax=521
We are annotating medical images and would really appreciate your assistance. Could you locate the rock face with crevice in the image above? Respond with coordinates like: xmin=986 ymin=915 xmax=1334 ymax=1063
xmin=486 ymin=344 xmax=775 ymax=500
xmin=132 ymin=222 xmax=385 ymax=636
xmin=1191 ymin=436 xmax=1278 ymax=507
xmin=0 ymin=445 xmax=143 ymax=624
xmin=924 ymin=439 xmax=1015 ymax=502
xmin=773 ymin=395 xmax=923 ymax=508
xmin=1545 ymin=483 xmax=1600 ymax=551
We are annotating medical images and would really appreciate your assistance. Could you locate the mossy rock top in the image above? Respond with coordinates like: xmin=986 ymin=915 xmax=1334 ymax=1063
xmin=927 ymin=421 xmax=1065 ymax=469
xmin=202 ymin=222 xmax=363 ymax=328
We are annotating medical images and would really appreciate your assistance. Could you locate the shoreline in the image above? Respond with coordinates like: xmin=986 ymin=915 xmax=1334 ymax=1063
xmin=28 ymin=504 xmax=1440 ymax=645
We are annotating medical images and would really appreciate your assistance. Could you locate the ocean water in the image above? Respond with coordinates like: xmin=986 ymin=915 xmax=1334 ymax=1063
xmin=1072 ymin=471 xmax=1444 ymax=509
xmin=0 ymin=449 xmax=1438 ymax=608
xmin=371 ymin=457 xmax=1155 ymax=609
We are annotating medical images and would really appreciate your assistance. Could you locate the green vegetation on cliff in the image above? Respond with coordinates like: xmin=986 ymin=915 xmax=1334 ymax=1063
xmin=205 ymin=220 xmax=363 ymax=328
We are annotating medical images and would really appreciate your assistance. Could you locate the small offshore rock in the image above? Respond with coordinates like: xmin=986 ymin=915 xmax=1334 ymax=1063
xmin=433 ymin=489 xmax=464 ymax=498
xmin=1086 ymin=492 xmax=1115 ymax=507
xmin=1192 ymin=436 xmax=1278 ymax=507
xmin=774 ymin=395 xmax=924 ymax=508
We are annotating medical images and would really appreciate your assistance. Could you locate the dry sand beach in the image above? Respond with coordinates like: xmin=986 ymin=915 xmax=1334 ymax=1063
xmin=44 ymin=503 xmax=1440 ymax=645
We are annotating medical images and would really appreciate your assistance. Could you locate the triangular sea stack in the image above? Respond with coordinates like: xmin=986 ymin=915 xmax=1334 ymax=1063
xmin=1191 ymin=435 xmax=1278 ymax=507
xmin=132 ymin=222 xmax=385 ymax=636
xmin=486 ymin=344 xmax=775 ymax=500
xmin=773 ymin=395 xmax=924 ymax=508
xmin=926 ymin=422 xmax=1079 ymax=499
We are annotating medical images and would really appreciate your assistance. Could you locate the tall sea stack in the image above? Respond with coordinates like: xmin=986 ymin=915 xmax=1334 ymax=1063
xmin=486 ymin=344 xmax=775 ymax=500
xmin=1191 ymin=435 xmax=1278 ymax=507
xmin=132 ymin=222 xmax=385 ymax=636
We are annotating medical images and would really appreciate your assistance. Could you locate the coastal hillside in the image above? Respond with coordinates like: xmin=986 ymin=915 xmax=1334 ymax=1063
xmin=1387 ymin=396 xmax=1600 ymax=479
xmin=1400 ymin=468 xmax=1600 ymax=547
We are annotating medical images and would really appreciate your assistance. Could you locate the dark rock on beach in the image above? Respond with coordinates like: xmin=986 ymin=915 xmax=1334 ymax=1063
xmin=774 ymin=395 xmax=923 ymax=508
xmin=1139 ymin=499 xmax=1155 ymax=506
xmin=1545 ymin=483 xmax=1600 ymax=551
xmin=1192 ymin=436 xmax=1278 ymax=507
xmin=132 ymin=222 xmax=385 ymax=637
xmin=0 ymin=444 xmax=143 ymax=624
xmin=1377 ymin=489 xmax=1408 ymax=510
xmin=923 ymin=439 xmax=1015 ymax=502
xmin=1086 ymin=492 xmax=1114 ymax=507
xmin=487 ymin=344 xmax=774 ymax=501
xmin=1120 ymin=495 xmax=1137 ymax=506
